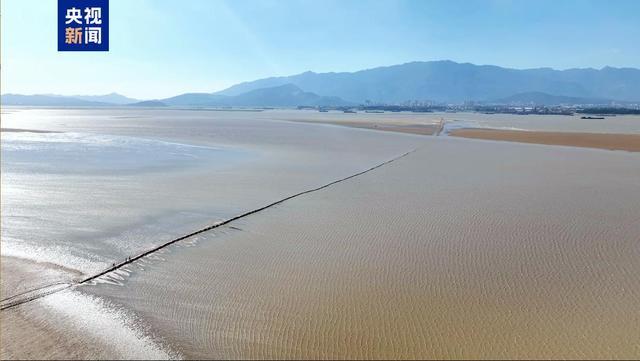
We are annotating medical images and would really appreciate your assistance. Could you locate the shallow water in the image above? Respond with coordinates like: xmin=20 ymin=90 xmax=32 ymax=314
xmin=431 ymin=111 xmax=640 ymax=134
xmin=1 ymin=131 xmax=245 ymax=174
xmin=84 ymin=137 xmax=640 ymax=359
xmin=3 ymin=108 xmax=640 ymax=359
xmin=1 ymin=108 xmax=426 ymax=294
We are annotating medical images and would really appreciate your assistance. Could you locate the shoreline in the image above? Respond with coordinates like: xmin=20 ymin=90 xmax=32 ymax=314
xmin=289 ymin=119 xmax=440 ymax=136
xmin=287 ymin=117 xmax=640 ymax=153
xmin=1 ymin=256 xmax=82 ymax=301
xmin=449 ymin=128 xmax=640 ymax=152
xmin=0 ymin=288 xmax=178 ymax=359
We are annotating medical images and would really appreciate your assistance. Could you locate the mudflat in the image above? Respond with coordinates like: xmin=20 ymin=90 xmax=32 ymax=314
xmin=450 ymin=128 xmax=640 ymax=152
xmin=1 ymin=257 xmax=79 ymax=300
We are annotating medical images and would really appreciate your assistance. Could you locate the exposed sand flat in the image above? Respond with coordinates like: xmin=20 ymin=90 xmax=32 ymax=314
xmin=78 ymin=137 xmax=640 ymax=359
xmin=1 ymin=256 xmax=80 ymax=300
xmin=294 ymin=120 xmax=439 ymax=135
xmin=451 ymin=128 xmax=640 ymax=152
xmin=1 ymin=306 xmax=108 ymax=360
xmin=276 ymin=111 xmax=640 ymax=136
xmin=1 ymin=289 xmax=179 ymax=359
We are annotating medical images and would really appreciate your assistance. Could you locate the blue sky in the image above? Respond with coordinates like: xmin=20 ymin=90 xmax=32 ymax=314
xmin=2 ymin=0 xmax=639 ymax=99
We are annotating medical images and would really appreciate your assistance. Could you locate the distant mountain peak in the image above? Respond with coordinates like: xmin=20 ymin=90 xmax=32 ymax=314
xmin=1 ymin=92 xmax=140 ymax=106
xmin=5 ymin=60 xmax=640 ymax=106
xmin=162 ymin=83 xmax=350 ymax=107
xmin=216 ymin=60 xmax=640 ymax=103
xmin=72 ymin=93 xmax=139 ymax=104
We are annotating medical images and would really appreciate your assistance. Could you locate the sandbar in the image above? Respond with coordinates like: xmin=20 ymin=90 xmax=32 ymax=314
xmin=450 ymin=128 xmax=640 ymax=152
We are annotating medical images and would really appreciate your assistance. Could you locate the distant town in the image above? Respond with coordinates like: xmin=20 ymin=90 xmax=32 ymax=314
xmin=300 ymin=102 xmax=640 ymax=116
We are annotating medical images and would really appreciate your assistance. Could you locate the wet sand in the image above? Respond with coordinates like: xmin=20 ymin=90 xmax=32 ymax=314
xmin=1 ymin=257 xmax=80 ymax=300
xmin=292 ymin=120 xmax=440 ymax=136
xmin=287 ymin=114 xmax=640 ymax=153
xmin=450 ymin=128 xmax=640 ymax=152
xmin=1 ymin=289 xmax=178 ymax=359
xmin=1 ymin=305 xmax=108 ymax=360
xmin=80 ymin=137 xmax=640 ymax=359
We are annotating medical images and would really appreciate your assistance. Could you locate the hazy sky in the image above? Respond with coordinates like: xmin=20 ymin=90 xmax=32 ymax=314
xmin=2 ymin=0 xmax=639 ymax=99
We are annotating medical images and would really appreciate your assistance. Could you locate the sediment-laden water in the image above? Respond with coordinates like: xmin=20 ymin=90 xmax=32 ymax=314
xmin=2 ymin=108 xmax=639 ymax=359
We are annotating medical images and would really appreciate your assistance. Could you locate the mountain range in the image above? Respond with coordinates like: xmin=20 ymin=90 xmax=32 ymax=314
xmin=71 ymin=92 xmax=139 ymax=105
xmin=3 ymin=60 xmax=640 ymax=107
xmin=1 ymin=93 xmax=139 ymax=106
xmin=161 ymin=84 xmax=350 ymax=107
xmin=218 ymin=61 xmax=640 ymax=103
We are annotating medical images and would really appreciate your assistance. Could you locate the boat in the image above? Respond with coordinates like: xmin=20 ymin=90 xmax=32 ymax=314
xmin=581 ymin=116 xmax=605 ymax=119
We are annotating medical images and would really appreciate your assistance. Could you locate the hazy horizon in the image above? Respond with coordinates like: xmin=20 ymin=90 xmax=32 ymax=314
xmin=3 ymin=59 xmax=640 ymax=100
